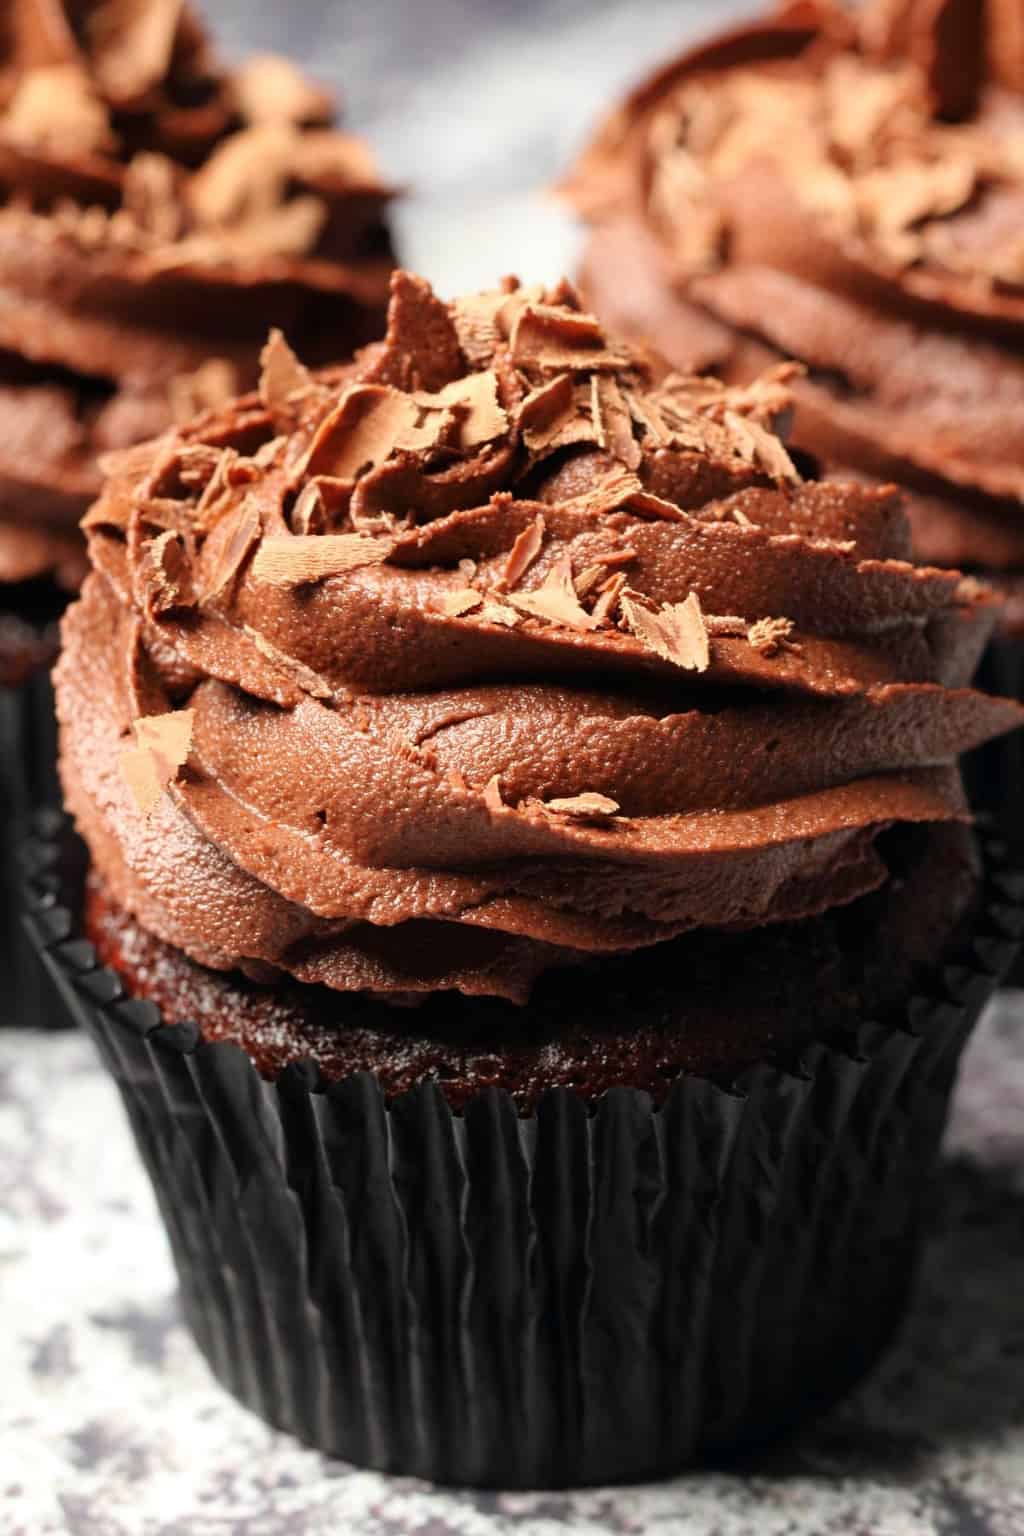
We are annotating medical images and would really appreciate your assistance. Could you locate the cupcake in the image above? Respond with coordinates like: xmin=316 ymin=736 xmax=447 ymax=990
xmin=0 ymin=0 xmax=395 ymax=1014
xmin=564 ymin=3 xmax=1024 ymax=713
xmin=35 ymin=269 xmax=1024 ymax=1484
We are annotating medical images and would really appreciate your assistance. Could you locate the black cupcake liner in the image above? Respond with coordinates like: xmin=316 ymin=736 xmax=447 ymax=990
xmin=21 ymin=815 xmax=1024 ymax=1487
xmin=965 ymin=637 xmax=1024 ymax=850
xmin=1 ymin=666 xmax=61 ymax=1028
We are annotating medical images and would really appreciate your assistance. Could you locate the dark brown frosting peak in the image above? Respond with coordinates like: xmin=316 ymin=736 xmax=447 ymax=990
xmin=57 ymin=270 xmax=1022 ymax=1003
xmin=0 ymin=0 xmax=394 ymax=591
xmin=566 ymin=0 xmax=1024 ymax=582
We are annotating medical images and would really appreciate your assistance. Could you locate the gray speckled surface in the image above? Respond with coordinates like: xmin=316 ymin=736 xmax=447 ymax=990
xmin=4 ymin=997 xmax=1024 ymax=1533
xmin=6 ymin=1 xmax=1024 ymax=1529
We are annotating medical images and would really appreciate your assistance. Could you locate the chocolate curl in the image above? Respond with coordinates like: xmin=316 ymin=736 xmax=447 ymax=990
xmin=860 ymin=0 xmax=984 ymax=120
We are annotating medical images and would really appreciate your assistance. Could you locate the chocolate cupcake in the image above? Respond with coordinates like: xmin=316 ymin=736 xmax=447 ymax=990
xmin=37 ymin=270 xmax=1024 ymax=1483
xmin=564 ymin=0 xmax=1024 ymax=839
xmin=0 ymin=1 xmax=395 ymax=1013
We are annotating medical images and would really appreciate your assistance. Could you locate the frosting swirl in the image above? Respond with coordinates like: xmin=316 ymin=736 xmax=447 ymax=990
xmin=0 ymin=0 xmax=394 ymax=589
xmin=565 ymin=0 xmax=1024 ymax=586
xmin=56 ymin=270 xmax=1022 ymax=1003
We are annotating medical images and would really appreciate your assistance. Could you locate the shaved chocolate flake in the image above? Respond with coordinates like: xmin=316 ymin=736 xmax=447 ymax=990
xmin=451 ymin=291 xmax=505 ymax=366
xmin=723 ymin=411 xmax=801 ymax=484
xmin=298 ymin=385 xmax=419 ymax=480
xmin=620 ymin=589 xmax=710 ymax=672
xmin=119 ymin=708 xmax=194 ymax=815
xmin=4 ymin=65 xmax=114 ymax=154
xmin=573 ymin=564 xmax=605 ymax=599
xmin=542 ymin=792 xmax=620 ymax=820
xmin=592 ymin=570 xmax=626 ymax=626
xmin=509 ymin=303 xmax=633 ymax=374
xmin=517 ymin=373 xmax=575 ymax=449
xmin=436 ymin=588 xmax=483 ymax=617
xmin=568 ymin=470 xmax=687 ymax=523
xmin=252 ymin=532 xmax=395 ymax=586
xmin=122 ymin=153 xmax=182 ymax=244
xmin=505 ymin=554 xmax=600 ymax=631
xmin=477 ymin=599 xmax=520 ymax=628
xmin=747 ymin=616 xmax=800 ymax=656
xmin=705 ymin=614 xmax=749 ymax=637
xmin=290 ymin=477 xmax=351 ymax=536
xmin=413 ymin=371 xmax=509 ymax=450
xmin=259 ymin=329 xmax=315 ymax=418
xmin=369 ymin=271 xmax=465 ymax=393
xmin=591 ymin=374 xmax=642 ymax=468
xmin=141 ymin=529 xmax=194 ymax=615
xmin=232 ymin=53 xmax=333 ymax=126
xmin=503 ymin=514 xmax=546 ymax=588
xmin=88 ymin=0 xmax=184 ymax=104
xmin=195 ymin=498 xmax=261 ymax=606
xmin=483 ymin=774 xmax=505 ymax=814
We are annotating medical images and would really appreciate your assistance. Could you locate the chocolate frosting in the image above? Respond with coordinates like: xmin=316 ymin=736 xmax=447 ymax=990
xmin=0 ymin=0 xmax=394 ymax=590
xmin=565 ymin=0 xmax=1024 ymax=584
xmin=56 ymin=270 xmax=1023 ymax=1003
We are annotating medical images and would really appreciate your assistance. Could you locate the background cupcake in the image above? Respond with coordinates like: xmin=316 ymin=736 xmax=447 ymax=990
xmin=565 ymin=0 xmax=1024 ymax=601
xmin=33 ymin=269 xmax=1024 ymax=1482
xmin=0 ymin=0 xmax=395 ymax=1021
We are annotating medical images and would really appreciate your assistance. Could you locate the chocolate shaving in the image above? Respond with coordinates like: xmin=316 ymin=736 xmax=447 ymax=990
xmin=508 ymin=303 xmax=633 ymax=374
xmin=298 ymin=385 xmax=419 ymax=480
xmin=368 ymin=271 xmax=465 ymax=393
xmin=591 ymin=571 xmax=626 ymax=626
xmin=503 ymin=514 xmax=545 ymax=588
xmin=88 ymin=0 xmax=184 ymax=105
xmin=140 ymin=529 xmax=194 ymax=616
xmin=437 ymin=588 xmax=483 ymax=617
xmin=259 ymin=330 xmax=315 ymax=419
xmin=517 ymin=373 xmax=576 ymax=449
xmin=122 ymin=153 xmax=182 ymax=244
xmin=3 ymin=65 xmax=114 ymax=154
xmin=477 ymin=599 xmax=520 ymax=628
xmin=290 ymin=477 xmax=351 ymax=536
xmin=572 ymin=564 xmax=605 ymax=599
xmin=620 ymin=590 xmax=710 ymax=671
xmin=747 ymin=616 xmax=799 ymax=655
xmin=542 ymin=792 xmax=620 ymax=820
xmin=723 ymin=411 xmax=801 ymax=484
xmin=232 ymin=53 xmax=333 ymax=127
xmin=252 ymin=532 xmax=395 ymax=586
xmin=194 ymin=498 xmax=261 ymax=606
xmin=413 ymin=371 xmax=508 ymax=450
xmin=591 ymin=374 xmax=642 ymax=469
xmin=119 ymin=708 xmax=194 ymax=815
xmin=483 ymin=774 xmax=505 ymax=814
xmin=505 ymin=554 xmax=600 ymax=631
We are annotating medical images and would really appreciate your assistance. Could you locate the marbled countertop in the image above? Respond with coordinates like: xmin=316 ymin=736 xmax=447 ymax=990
xmin=5 ymin=1 xmax=1024 ymax=1530
xmin=5 ymin=998 xmax=1024 ymax=1535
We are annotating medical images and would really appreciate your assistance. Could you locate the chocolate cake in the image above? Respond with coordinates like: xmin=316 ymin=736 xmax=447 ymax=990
xmin=40 ymin=269 xmax=1024 ymax=1482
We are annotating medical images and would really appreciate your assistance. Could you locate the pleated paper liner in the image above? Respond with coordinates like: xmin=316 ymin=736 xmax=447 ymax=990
xmin=963 ymin=636 xmax=1024 ymax=984
xmin=22 ymin=814 xmax=1024 ymax=1488
xmin=1 ymin=663 xmax=60 ymax=1027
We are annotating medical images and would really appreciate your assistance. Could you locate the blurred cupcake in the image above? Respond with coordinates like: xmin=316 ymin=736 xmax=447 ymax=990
xmin=34 ymin=270 xmax=1024 ymax=1482
xmin=564 ymin=0 xmax=1024 ymax=846
xmin=0 ymin=0 xmax=394 ymax=1014
xmin=566 ymin=0 xmax=1024 ymax=587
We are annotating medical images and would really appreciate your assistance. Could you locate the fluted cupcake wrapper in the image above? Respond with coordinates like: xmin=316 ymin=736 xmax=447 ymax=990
xmin=965 ymin=639 xmax=1024 ymax=849
xmin=21 ymin=815 xmax=1024 ymax=1487
xmin=1 ymin=668 xmax=60 ymax=1027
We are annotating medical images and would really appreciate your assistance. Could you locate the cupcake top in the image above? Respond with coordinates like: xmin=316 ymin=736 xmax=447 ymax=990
xmin=0 ymin=0 xmax=394 ymax=591
xmin=565 ymin=0 xmax=1024 ymax=583
xmin=57 ymin=269 xmax=1022 ymax=1004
